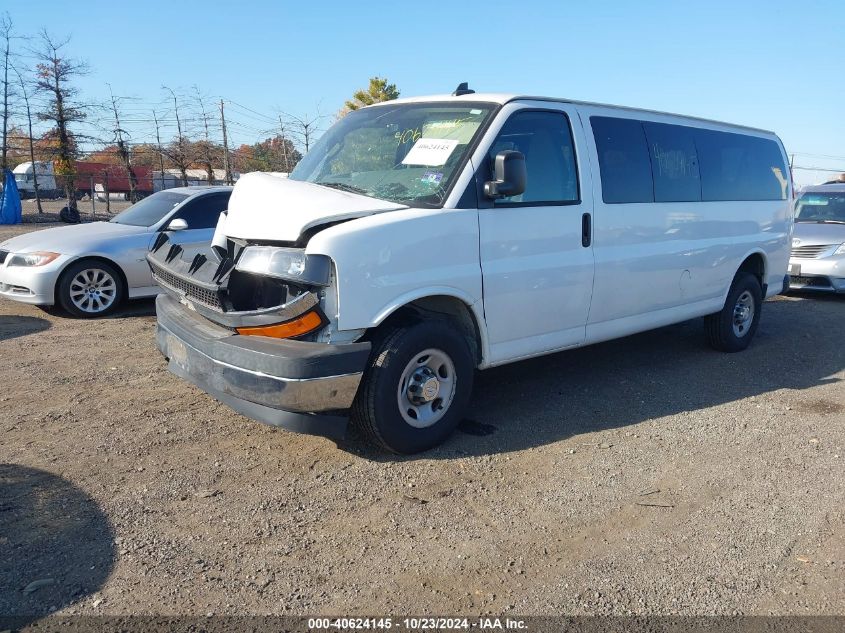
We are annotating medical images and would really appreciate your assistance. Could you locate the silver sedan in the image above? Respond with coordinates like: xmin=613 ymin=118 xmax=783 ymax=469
xmin=788 ymin=183 xmax=845 ymax=293
xmin=0 ymin=186 xmax=231 ymax=317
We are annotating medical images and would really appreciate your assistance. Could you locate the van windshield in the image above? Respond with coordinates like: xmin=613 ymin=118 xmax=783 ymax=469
xmin=795 ymin=192 xmax=845 ymax=223
xmin=289 ymin=102 xmax=495 ymax=208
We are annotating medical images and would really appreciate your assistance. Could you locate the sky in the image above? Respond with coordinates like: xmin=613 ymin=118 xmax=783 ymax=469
xmin=4 ymin=0 xmax=844 ymax=185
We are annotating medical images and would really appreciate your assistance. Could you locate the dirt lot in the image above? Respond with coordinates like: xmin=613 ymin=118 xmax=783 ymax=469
xmin=1 ymin=218 xmax=844 ymax=619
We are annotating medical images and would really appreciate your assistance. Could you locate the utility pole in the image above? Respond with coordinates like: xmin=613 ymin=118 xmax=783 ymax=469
xmin=152 ymin=109 xmax=166 ymax=191
xmin=220 ymin=99 xmax=233 ymax=185
xmin=1 ymin=17 xmax=12 ymax=171
xmin=278 ymin=115 xmax=290 ymax=173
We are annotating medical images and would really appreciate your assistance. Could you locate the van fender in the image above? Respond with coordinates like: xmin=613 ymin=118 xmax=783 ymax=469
xmin=720 ymin=248 xmax=769 ymax=304
xmin=368 ymin=287 xmax=491 ymax=367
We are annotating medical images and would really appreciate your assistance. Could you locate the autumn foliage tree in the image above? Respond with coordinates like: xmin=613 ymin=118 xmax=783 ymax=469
xmin=232 ymin=135 xmax=301 ymax=173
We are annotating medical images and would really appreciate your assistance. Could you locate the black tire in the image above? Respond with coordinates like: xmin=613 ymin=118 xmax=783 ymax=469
xmin=352 ymin=320 xmax=475 ymax=454
xmin=56 ymin=259 xmax=125 ymax=318
xmin=704 ymin=272 xmax=762 ymax=352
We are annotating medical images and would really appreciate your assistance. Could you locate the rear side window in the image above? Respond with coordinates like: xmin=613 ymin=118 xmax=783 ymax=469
xmin=488 ymin=110 xmax=579 ymax=205
xmin=172 ymin=192 xmax=231 ymax=229
xmin=695 ymin=130 xmax=788 ymax=201
xmin=591 ymin=116 xmax=654 ymax=203
xmin=643 ymin=122 xmax=701 ymax=202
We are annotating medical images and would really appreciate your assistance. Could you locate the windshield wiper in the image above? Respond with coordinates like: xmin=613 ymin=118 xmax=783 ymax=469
xmin=797 ymin=219 xmax=845 ymax=224
xmin=317 ymin=181 xmax=369 ymax=196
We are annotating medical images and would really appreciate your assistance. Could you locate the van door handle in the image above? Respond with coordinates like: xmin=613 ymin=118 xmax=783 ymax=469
xmin=581 ymin=212 xmax=592 ymax=248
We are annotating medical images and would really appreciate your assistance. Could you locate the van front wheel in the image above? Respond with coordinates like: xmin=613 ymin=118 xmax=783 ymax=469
xmin=352 ymin=321 xmax=474 ymax=454
xmin=704 ymin=272 xmax=762 ymax=352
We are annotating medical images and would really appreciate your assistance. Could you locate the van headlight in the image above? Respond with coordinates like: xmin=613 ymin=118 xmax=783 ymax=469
xmin=834 ymin=243 xmax=845 ymax=256
xmin=7 ymin=251 xmax=61 ymax=267
xmin=235 ymin=246 xmax=331 ymax=286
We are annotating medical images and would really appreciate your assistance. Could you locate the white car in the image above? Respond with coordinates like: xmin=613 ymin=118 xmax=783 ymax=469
xmin=150 ymin=89 xmax=792 ymax=453
xmin=0 ymin=187 xmax=231 ymax=317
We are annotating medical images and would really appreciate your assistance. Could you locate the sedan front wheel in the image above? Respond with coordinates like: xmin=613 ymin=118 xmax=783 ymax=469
xmin=57 ymin=260 xmax=125 ymax=318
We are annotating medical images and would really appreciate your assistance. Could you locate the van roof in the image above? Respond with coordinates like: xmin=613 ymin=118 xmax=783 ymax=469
xmin=380 ymin=93 xmax=776 ymax=136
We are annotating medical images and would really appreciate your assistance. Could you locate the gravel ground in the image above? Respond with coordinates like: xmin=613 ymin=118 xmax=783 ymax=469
xmin=0 ymin=220 xmax=843 ymax=619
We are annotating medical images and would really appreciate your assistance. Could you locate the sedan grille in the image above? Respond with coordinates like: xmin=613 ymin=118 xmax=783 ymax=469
xmin=791 ymin=244 xmax=837 ymax=259
xmin=150 ymin=260 xmax=223 ymax=310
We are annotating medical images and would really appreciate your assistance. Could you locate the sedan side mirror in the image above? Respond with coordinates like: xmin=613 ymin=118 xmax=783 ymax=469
xmin=484 ymin=150 xmax=526 ymax=199
xmin=166 ymin=218 xmax=188 ymax=231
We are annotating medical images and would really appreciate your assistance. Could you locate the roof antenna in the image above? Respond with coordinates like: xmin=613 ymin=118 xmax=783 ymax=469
xmin=452 ymin=82 xmax=475 ymax=96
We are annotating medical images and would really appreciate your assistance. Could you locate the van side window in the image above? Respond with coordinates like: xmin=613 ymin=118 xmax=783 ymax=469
xmin=591 ymin=117 xmax=654 ymax=203
xmin=643 ymin=122 xmax=701 ymax=202
xmin=488 ymin=110 xmax=579 ymax=205
xmin=694 ymin=130 xmax=788 ymax=201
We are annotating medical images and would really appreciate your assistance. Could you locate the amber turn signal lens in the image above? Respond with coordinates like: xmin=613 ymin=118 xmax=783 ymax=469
xmin=236 ymin=310 xmax=324 ymax=339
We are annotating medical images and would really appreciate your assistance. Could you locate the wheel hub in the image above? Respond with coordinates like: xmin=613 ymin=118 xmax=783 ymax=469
xmin=406 ymin=366 xmax=440 ymax=405
xmin=69 ymin=268 xmax=117 ymax=313
xmin=732 ymin=289 xmax=755 ymax=337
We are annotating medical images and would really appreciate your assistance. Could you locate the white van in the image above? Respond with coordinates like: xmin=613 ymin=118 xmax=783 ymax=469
xmin=149 ymin=89 xmax=792 ymax=453
xmin=13 ymin=161 xmax=59 ymax=198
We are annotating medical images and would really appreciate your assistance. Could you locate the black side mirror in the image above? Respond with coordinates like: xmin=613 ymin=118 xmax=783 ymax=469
xmin=484 ymin=150 xmax=526 ymax=199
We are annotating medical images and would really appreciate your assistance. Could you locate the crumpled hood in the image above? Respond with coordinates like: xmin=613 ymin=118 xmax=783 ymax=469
xmin=220 ymin=172 xmax=408 ymax=242
xmin=0 ymin=221 xmax=146 ymax=254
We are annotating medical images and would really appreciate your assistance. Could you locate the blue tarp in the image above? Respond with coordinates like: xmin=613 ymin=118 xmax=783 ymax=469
xmin=0 ymin=168 xmax=22 ymax=224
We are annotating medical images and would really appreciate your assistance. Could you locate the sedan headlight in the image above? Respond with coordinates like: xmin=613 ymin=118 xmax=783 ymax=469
xmin=834 ymin=243 xmax=845 ymax=256
xmin=7 ymin=251 xmax=61 ymax=267
xmin=235 ymin=246 xmax=331 ymax=286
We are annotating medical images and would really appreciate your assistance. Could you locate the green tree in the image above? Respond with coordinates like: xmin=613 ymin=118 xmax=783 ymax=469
xmin=343 ymin=76 xmax=399 ymax=114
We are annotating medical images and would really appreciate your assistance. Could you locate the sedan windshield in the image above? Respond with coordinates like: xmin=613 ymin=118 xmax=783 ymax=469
xmin=110 ymin=191 xmax=189 ymax=227
xmin=289 ymin=102 xmax=495 ymax=208
xmin=795 ymin=192 xmax=845 ymax=223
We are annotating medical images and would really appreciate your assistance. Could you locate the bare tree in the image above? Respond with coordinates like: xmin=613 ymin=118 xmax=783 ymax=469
xmin=162 ymin=86 xmax=189 ymax=186
xmin=106 ymin=84 xmax=137 ymax=202
xmin=284 ymin=111 xmax=325 ymax=154
xmin=11 ymin=63 xmax=42 ymax=212
xmin=33 ymin=30 xmax=89 ymax=219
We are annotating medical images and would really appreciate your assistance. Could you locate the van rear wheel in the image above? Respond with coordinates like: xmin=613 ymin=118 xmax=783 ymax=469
xmin=352 ymin=321 xmax=474 ymax=454
xmin=704 ymin=272 xmax=762 ymax=352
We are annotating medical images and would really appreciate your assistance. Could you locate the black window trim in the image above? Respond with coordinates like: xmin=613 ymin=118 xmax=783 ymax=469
xmin=472 ymin=107 xmax=583 ymax=210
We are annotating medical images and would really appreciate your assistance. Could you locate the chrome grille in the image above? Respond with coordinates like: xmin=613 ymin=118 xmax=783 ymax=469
xmin=150 ymin=261 xmax=222 ymax=310
xmin=791 ymin=244 xmax=836 ymax=259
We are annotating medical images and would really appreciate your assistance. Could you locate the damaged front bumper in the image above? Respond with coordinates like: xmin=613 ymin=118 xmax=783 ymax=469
xmin=156 ymin=294 xmax=371 ymax=439
xmin=147 ymin=228 xmax=371 ymax=440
